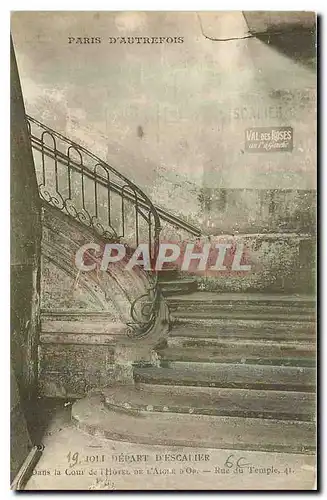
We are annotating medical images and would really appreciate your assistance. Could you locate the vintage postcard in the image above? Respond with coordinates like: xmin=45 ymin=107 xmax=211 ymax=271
xmin=10 ymin=11 xmax=317 ymax=490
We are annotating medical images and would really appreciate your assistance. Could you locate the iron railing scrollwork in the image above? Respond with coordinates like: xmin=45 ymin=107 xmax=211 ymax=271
xmin=26 ymin=115 xmax=162 ymax=338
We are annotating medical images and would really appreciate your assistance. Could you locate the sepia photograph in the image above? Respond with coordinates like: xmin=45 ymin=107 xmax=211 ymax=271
xmin=10 ymin=10 xmax=317 ymax=491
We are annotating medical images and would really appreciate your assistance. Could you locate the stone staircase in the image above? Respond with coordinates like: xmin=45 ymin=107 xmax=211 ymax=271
xmin=25 ymin=114 xmax=316 ymax=455
xmin=72 ymin=287 xmax=316 ymax=455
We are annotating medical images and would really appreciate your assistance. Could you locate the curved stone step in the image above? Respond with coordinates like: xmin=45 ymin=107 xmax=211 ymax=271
xmin=103 ymin=384 xmax=315 ymax=422
xmin=133 ymin=363 xmax=316 ymax=392
xmin=158 ymin=341 xmax=316 ymax=367
xmin=170 ymin=318 xmax=316 ymax=342
xmin=167 ymin=293 xmax=316 ymax=321
xmin=72 ymin=395 xmax=315 ymax=454
xmin=170 ymin=310 xmax=315 ymax=322
xmin=167 ymin=292 xmax=315 ymax=306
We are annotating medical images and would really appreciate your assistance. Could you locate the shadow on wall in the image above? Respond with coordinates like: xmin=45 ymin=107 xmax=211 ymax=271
xmin=243 ymin=12 xmax=316 ymax=69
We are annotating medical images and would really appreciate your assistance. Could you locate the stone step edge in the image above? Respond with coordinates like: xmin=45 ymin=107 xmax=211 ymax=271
xmin=159 ymin=358 xmax=316 ymax=368
xmin=165 ymin=293 xmax=315 ymax=303
xmin=158 ymin=343 xmax=316 ymax=367
xmin=102 ymin=385 xmax=315 ymax=422
xmin=71 ymin=395 xmax=316 ymax=454
xmin=170 ymin=312 xmax=315 ymax=322
xmin=133 ymin=365 xmax=316 ymax=393
xmin=164 ymin=339 xmax=315 ymax=349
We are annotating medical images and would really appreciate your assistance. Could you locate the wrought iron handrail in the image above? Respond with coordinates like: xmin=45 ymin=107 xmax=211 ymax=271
xmin=27 ymin=115 xmax=163 ymax=338
xmin=27 ymin=117 xmax=202 ymax=237
xmin=30 ymin=134 xmax=202 ymax=238
xmin=26 ymin=115 xmax=202 ymax=338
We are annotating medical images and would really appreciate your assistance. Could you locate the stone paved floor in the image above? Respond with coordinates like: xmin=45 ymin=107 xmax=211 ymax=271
xmin=24 ymin=400 xmax=316 ymax=491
